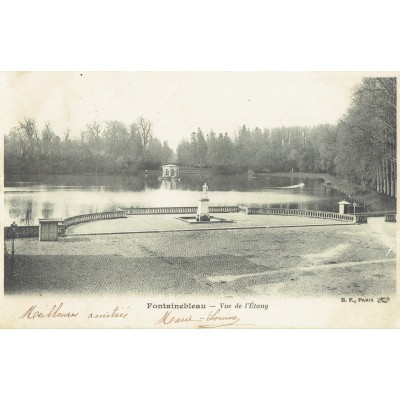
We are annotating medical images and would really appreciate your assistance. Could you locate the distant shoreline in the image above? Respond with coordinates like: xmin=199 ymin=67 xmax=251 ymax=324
xmin=269 ymin=172 xmax=396 ymax=212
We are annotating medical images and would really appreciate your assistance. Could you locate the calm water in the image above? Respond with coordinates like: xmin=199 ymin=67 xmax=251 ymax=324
xmin=4 ymin=173 xmax=347 ymax=226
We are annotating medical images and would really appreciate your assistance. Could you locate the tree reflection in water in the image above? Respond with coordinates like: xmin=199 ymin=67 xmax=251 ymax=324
xmin=4 ymin=173 xmax=370 ymax=226
xmin=41 ymin=202 xmax=54 ymax=219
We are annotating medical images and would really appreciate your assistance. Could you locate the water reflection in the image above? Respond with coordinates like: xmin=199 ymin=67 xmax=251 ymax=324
xmin=4 ymin=173 xmax=346 ymax=225
xmin=7 ymin=198 xmax=36 ymax=225
xmin=5 ymin=174 xmax=148 ymax=193
xmin=41 ymin=202 xmax=54 ymax=219
xmin=160 ymin=179 xmax=179 ymax=191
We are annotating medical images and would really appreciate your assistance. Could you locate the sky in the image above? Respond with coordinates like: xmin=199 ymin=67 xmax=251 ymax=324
xmin=1 ymin=72 xmax=367 ymax=150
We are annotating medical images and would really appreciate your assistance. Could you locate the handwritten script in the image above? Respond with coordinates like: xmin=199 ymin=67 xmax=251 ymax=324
xmin=18 ymin=303 xmax=129 ymax=320
xmin=155 ymin=308 xmax=242 ymax=328
xmin=19 ymin=303 xmax=79 ymax=320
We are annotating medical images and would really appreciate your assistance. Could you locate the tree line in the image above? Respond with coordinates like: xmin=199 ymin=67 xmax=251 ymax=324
xmin=176 ymin=77 xmax=396 ymax=197
xmin=4 ymin=117 xmax=174 ymax=175
xmin=4 ymin=77 xmax=396 ymax=197
xmin=177 ymin=124 xmax=338 ymax=174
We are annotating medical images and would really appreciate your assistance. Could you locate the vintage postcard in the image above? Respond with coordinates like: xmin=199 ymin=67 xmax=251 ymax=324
xmin=0 ymin=71 xmax=398 ymax=328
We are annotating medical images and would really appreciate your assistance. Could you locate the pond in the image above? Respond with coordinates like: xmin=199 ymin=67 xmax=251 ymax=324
xmin=4 ymin=173 xmax=347 ymax=226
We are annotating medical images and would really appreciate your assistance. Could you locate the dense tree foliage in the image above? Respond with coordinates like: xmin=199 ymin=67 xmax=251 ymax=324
xmin=4 ymin=117 xmax=174 ymax=175
xmin=336 ymin=77 xmax=396 ymax=196
xmin=176 ymin=78 xmax=396 ymax=197
xmin=177 ymin=124 xmax=338 ymax=174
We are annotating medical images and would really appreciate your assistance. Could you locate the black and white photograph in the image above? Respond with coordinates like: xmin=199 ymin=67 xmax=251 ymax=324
xmin=2 ymin=3 xmax=400 ymax=400
xmin=1 ymin=71 xmax=398 ymax=328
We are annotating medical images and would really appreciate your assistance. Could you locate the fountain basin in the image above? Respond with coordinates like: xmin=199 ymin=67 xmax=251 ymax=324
xmin=176 ymin=216 xmax=234 ymax=224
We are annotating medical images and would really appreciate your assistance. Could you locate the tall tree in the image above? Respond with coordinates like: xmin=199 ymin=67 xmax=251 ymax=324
xmin=137 ymin=116 xmax=152 ymax=148
xmin=177 ymin=139 xmax=192 ymax=166
xmin=162 ymin=141 xmax=174 ymax=164
xmin=337 ymin=77 xmax=396 ymax=196
xmin=196 ymin=128 xmax=208 ymax=166
xmin=18 ymin=117 xmax=39 ymax=159
xmin=84 ymin=121 xmax=104 ymax=173
xmin=129 ymin=122 xmax=144 ymax=169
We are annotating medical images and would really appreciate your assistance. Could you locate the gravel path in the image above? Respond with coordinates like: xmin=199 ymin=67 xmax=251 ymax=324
xmin=4 ymin=218 xmax=395 ymax=297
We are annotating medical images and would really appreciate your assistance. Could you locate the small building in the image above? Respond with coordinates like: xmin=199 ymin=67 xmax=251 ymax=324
xmin=39 ymin=219 xmax=62 ymax=241
xmin=161 ymin=164 xmax=180 ymax=179
xmin=337 ymin=200 xmax=351 ymax=215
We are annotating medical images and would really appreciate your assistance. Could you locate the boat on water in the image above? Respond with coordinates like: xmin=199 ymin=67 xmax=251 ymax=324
xmin=269 ymin=183 xmax=306 ymax=189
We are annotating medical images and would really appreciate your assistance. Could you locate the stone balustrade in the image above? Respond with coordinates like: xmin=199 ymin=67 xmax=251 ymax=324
xmin=4 ymin=225 xmax=40 ymax=239
xmin=210 ymin=206 xmax=240 ymax=213
xmin=63 ymin=210 xmax=127 ymax=227
xmin=124 ymin=206 xmax=239 ymax=215
xmin=243 ymin=207 xmax=356 ymax=222
xmin=384 ymin=214 xmax=396 ymax=223
xmin=4 ymin=205 xmax=372 ymax=239
xmin=125 ymin=207 xmax=197 ymax=215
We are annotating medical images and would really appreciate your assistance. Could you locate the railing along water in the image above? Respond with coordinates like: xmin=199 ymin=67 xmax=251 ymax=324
xmin=4 ymin=225 xmax=40 ymax=239
xmin=124 ymin=206 xmax=239 ymax=215
xmin=63 ymin=210 xmax=127 ymax=227
xmin=210 ymin=206 xmax=239 ymax=213
xmin=240 ymin=207 xmax=356 ymax=222
xmin=385 ymin=214 xmax=396 ymax=223
xmin=125 ymin=207 xmax=197 ymax=215
xmin=4 ymin=205 xmax=363 ymax=239
xmin=4 ymin=211 xmax=128 ymax=238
